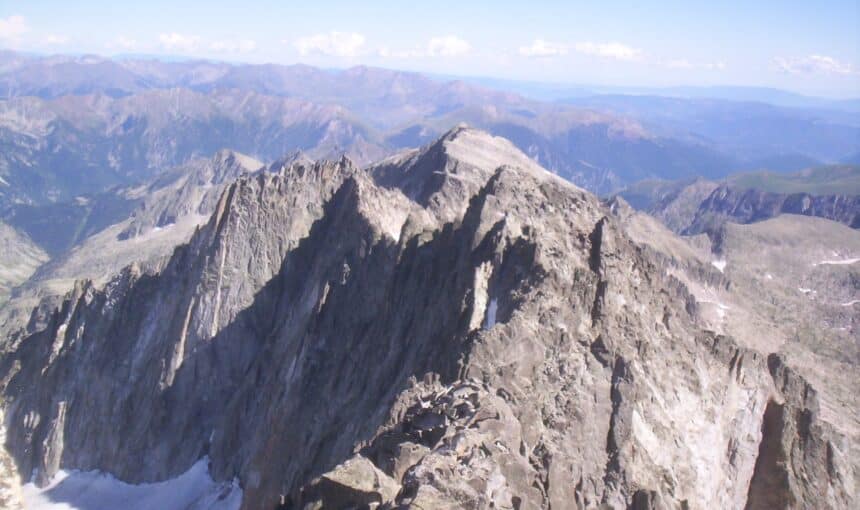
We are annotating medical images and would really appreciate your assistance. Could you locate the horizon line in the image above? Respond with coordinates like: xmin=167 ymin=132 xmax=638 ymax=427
xmin=2 ymin=47 xmax=859 ymax=103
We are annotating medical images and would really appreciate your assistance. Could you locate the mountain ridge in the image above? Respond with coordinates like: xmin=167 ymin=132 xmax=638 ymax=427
xmin=619 ymin=165 xmax=860 ymax=233
xmin=3 ymin=50 xmax=858 ymax=209
xmin=0 ymin=127 xmax=854 ymax=509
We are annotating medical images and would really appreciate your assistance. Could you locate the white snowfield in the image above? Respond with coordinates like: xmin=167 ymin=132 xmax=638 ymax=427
xmin=21 ymin=458 xmax=241 ymax=510
xmin=711 ymin=259 xmax=726 ymax=273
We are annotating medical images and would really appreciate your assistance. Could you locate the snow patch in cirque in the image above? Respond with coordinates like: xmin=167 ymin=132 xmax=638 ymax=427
xmin=711 ymin=260 xmax=726 ymax=273
xmin=484 ymin=298 xmax=498 ymax=329
xmin=813 ymin=257 xmax=860 ymax=266
xmin=20 ymin=457 xmax=241 ymax=510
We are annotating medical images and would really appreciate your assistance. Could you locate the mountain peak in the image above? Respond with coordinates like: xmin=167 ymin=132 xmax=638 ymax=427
xmin=211 ymin=149 xmax=263 ymax=175
xmin=371 ymin=126 xmax=580 ymax=223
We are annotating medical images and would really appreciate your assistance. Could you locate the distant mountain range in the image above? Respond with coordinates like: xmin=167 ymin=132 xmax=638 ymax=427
xmin=1 ymin=51 xmax=859 ymax=209
xmin=562 ymin=95 xmax=860 ymax=163
xmin=459 ymin=77 xmax=860 ymax=109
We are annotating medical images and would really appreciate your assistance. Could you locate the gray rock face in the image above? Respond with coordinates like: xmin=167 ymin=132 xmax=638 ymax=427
xmin=0 ymin=128 xmax=855 ymax=509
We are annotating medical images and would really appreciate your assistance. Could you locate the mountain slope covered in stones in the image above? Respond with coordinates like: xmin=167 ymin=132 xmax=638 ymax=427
xmin=0 ymin=128 xmax=855 ymax=509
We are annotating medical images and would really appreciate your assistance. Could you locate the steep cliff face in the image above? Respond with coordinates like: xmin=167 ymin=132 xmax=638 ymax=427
xmin=684 ymin=185 xmax=860 ymax=234
xmin=1 ymin=128 xmax=855 ymax=509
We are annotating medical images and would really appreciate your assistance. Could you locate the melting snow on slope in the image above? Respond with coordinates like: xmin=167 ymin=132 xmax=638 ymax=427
xmin=711 ymin=260 xmax=726 ymax=273
xmin=21 ymin=457 xmax=241 ymax=510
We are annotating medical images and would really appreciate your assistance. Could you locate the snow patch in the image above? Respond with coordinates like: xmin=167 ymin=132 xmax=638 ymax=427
xmin=469 ymin=262 xmax=493 ymax=331
xmin=798 ymin=287 xmax=815 ymax=294
xmin=150 ymin=223 xmax=175 ymax=234
xmin=765 ymin=273 xmax=773 ymax=280
xmin=20 ymin=457 xmax=241 ymax=510
xmin=813 ymin=257 xmax=860 ymax=266
xmin=842 ymin=300 xmax=859 ymax=307
xmin=711 ymin=260 xmax=726 ymax=273
xmin=483 ymin=298 xmax=498 ymax=330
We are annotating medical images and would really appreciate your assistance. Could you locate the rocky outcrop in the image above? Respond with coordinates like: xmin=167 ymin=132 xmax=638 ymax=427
xmin=0 ymin=128 xmax=855 ymax=509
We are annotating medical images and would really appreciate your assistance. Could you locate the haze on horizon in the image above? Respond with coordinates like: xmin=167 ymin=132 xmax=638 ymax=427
xmin=1 ymin=0 xmax=858 ymax=99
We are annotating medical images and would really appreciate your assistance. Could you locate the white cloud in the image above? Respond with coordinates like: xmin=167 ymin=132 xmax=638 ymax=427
xmin=209 ymin=39 xmax=257 ymax=53
xmin=518 ymin=39 xmax=568 ymax=58
xmin=774 ymin=55 xmax=855 ymax=75
xmin=379 ymin=35 xmax=472 ymax=58
xmin=293 ymin=31 xmax=366 ymax=57
xmin=574 ymin=41 xmax=642 ymax=61
xmin=664 ymin=59 xmax=726 ymax=71
xmin=376 ymin=47 xmax=410 ymax=58
xmin=426 ymin=35 xmax=471 ymax=57
xmin=665 ymin=59 xmax=692 ymax=69
xmin=0 ymin=15 xmax=29 ymax=40
xmin=109 ymin=37 xmax=139 ymax=51
xmin=44 ymin=34 xmax=70 ymax=46
xmin=158 ymin=32 xmax=201 ymax=52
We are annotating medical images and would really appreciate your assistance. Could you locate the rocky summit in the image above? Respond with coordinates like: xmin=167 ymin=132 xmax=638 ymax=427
xmin=0 ymin=127 xmax=856 ymax=509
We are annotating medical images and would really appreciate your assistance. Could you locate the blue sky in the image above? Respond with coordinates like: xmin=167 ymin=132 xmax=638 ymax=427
xmin=1 ymin=0 xmax=858 ymax=97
